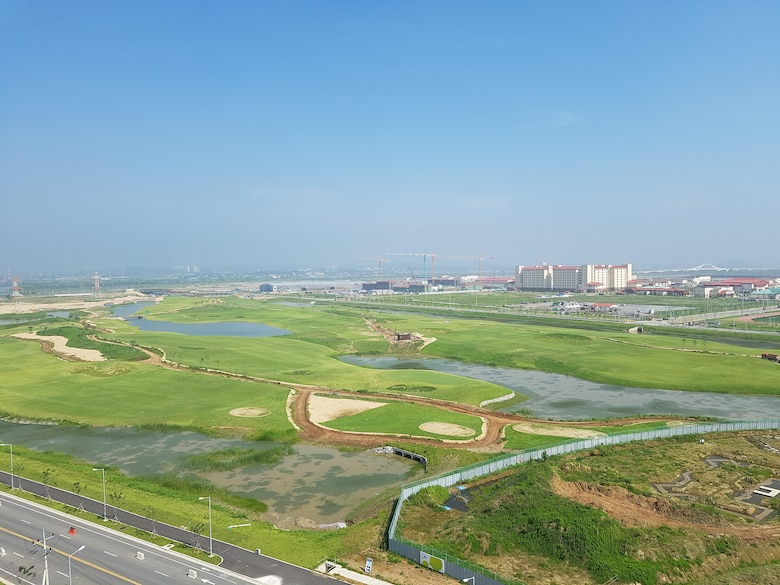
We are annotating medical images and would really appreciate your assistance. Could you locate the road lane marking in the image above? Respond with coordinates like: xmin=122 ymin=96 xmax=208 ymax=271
xmin=0 ymin=525 xmax=142 ymax=585
xmin=104 ymin=550 xmax=118 ymax=556
xmin=155 ymin=570 xmax=170 ymax=577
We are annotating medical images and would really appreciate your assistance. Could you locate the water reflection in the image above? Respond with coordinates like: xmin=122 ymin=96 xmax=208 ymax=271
xmin=0 ymin=421 xmax=416 ymax=525
xmin=341 ymin=356 xmax=780 ymax=421
xmin=114 ymin=302 xmax=292 ymax=337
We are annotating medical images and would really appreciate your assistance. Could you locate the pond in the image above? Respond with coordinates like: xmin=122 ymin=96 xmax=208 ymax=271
xmin=0 ymin=420 xmax=417 ymax=528
xmin=114 ymin=302 xmax=292 ymax=338
xmin=340 ymin=356 xmax=780 ymax=421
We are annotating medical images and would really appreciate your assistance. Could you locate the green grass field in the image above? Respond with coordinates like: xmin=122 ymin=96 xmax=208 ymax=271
xmin=322 ymin=401 xmax=482 ymax=439
xmin=2 ymin=295 xmax=777 ymax=434
xmin=2 ymin=293 xmax=779 ymax=581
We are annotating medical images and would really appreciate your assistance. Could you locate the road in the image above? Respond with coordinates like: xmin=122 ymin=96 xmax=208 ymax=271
xmin=0 ymin=479 xmax=345 ymax=585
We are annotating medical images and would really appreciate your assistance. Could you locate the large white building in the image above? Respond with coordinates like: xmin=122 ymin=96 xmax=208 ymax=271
xmin=515 ymin=264 xmax=633 ymax=292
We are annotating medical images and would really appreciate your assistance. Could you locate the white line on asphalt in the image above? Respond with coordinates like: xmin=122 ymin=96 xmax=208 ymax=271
xmin=20 ymin=518 xmax=31 ymax=524
xmin=104 ymin=550 xmax=118 ymax=557
xmin=155 ymin=570 xmax=169 ymax=577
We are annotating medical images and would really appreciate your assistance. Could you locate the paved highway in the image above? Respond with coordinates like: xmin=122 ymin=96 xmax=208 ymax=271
xmin=0 ymin=492 xmax=262 ymax=584
xmin=0 ymin=481 xmax=345 ymax=585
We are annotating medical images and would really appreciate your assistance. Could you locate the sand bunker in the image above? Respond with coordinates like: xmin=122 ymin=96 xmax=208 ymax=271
xmin=419 ymin=422 xmax=476 ymax=437
xmin=512 ymin=423 xmax=606 ymax=439
xmin=308 ymin=395 xmax=386 ymax=424
xmin=12 ymin=332 xmax=106 ymax=362
xmin=229 ymin=407 xmax=271 ymax=418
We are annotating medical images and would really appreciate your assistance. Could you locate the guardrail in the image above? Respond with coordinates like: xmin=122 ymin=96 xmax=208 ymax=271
xmin=387 ymin=419 xmax=780 ymax=585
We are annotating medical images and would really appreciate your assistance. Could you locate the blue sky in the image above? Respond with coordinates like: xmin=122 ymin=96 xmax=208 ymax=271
xmin=1 ymin=1 xmax=778 ymax=274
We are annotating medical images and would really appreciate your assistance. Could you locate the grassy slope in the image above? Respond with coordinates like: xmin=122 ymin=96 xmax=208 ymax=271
xmin=401 ymin=433 xmax=780 ymax=585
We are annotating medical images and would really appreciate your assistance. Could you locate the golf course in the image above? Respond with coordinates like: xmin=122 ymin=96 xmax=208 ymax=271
xmin=1 ymin=291 xmax=779 ymax=585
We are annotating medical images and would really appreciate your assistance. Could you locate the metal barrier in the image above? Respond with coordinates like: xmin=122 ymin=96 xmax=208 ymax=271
xmin=387 ymin=419 xmax=780 ymax=584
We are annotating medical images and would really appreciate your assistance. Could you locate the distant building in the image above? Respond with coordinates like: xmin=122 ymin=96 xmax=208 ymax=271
xmin=694 ymin=278 xmax=770 ymax=298
xmin=258 ymin=283 xmax=277 ymax=293
xmin=515 ymin=264 xmax=633 ymax=292
xmin=750 ymin=287 xmax=780 ymax=300
xmin=362 ymin=281 xmax=392 ymax=292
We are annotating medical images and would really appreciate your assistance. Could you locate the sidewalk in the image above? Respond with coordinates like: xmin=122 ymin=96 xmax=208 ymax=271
xmin=316 ymin=561 xmax=396 ymax=585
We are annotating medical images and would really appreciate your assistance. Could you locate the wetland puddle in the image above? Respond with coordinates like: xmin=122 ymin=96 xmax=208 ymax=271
xmin=0 ymin=420 xmax=417 ymax=527
xmin=341 ymin=356 xmax=780 ymax=421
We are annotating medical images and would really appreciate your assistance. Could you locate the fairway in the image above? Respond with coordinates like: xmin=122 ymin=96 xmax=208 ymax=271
xmin=320 ymin=401 xmax=482 ymax=440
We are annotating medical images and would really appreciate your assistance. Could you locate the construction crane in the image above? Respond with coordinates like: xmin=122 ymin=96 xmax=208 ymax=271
xmin=440 ymin=256 xmax=493 ymax=280
xmin=358 ymin=257 xmax=388 ymax=278
xmin=387 ymin=252 xmax=437 ymax=284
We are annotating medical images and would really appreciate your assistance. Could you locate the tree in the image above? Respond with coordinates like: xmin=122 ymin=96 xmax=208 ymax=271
xmin=108 ymin=490 xmax=125 ymax=521
xmin=73 ymin=481 xmax=86 ymax=511
xmin=190 ymin=522 xmax=205 ymax=552
xmin=41 ymin=468 xmax=57 ymax=499
xmin=17 ymin=564 xmax=36 ymax=583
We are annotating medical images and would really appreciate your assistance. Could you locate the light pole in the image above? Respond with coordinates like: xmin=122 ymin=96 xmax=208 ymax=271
xmin=0 ymin=443 xmax=13 ymax=490
xmin=92 ymin=468 xmax=106 ymax=520
xmin=198 ymin=496 xmax=213 ymax=557
xmin=463 ymin=578 xmax=475 ymax=584
xmin=68 ymin=545 xmax=86 ymax=585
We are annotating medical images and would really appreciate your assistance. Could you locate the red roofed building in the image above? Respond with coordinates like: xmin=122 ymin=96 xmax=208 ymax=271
xmin=694 ymin=277 xmax=770 ymax=297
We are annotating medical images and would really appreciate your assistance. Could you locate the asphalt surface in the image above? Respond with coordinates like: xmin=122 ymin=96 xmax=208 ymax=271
xmin=0 ymin=470 xmax=345 ymax=584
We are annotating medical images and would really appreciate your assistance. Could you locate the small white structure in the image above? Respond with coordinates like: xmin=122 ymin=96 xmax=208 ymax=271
xmin=753 ymin=486 xmax=780 ymax=498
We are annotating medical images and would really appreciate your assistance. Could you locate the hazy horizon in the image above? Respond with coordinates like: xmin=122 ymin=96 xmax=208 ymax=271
xmin=2 ymin=2 xmax=778 ymax=274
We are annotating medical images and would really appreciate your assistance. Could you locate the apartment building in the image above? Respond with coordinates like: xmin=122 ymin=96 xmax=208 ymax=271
xmin=516 ymin=263 xmax=633 ymax=292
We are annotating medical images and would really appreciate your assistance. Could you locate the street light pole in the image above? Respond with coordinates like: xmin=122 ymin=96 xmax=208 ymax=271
xmin=92 ymin=468 xmax=106 ymax=520
xmin=68 ymin=545 xmax=86 ymax=585
xmin=41 ymin=529 xmax=51 ymax=585
xmin=0 ymin=443 xmax=13 ymax=490
xmin=463 ymin=578 xmax=475 ymax=584
xmin=198 ymin=496 xmax=213 ymax=557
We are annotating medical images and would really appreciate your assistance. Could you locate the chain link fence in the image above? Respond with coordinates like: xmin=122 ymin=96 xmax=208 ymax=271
xmin=388 ymin=419 xmax=780 ymax=585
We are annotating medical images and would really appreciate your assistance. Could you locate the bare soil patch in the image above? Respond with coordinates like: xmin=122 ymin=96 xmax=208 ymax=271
xmin=229 ymin=407 xmax=271 ymax=418
xmin=551 ymin=475 xmax=780 ymax=540
xmin=419 ymin=422 xmax=476 ymax=437
xmin=512 ymin=422 xmax=606 ymax=439
xmin=308 ymin=395 xmax=387 ymax=424
xmin=0 ymin=292 xmax=149 ymax=315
